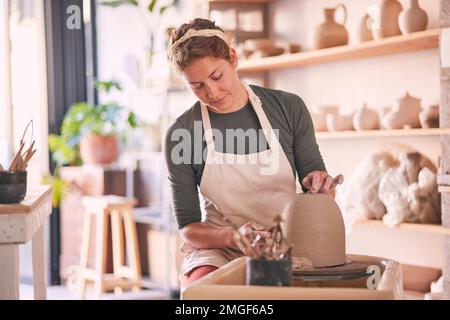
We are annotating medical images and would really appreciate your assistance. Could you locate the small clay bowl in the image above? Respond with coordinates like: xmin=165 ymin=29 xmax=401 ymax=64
xmin=0 ymin=171 xmax=27 ymax=204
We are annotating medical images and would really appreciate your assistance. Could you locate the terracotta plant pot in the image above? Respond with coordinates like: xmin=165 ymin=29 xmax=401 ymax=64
xmin=419 ymin=105 xmax=439 ymax=128
xmin=371 ymin=0 xmax=403 ymax=40
xmin=80 ymin=134 xmax=118 ymax=165
xmin=399 ymin=0 xmax=428 ymax=35
xmin=313 ymin=3 xmax=349 ymax=49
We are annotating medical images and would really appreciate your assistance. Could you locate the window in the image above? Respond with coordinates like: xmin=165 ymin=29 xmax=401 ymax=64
xmin=1 ymin=0 xmax=49 ymax=184
xmin=0 ymin=0 xmax=12 ymax=168
xmin=1 ymin=0 xmax=49 ymax=285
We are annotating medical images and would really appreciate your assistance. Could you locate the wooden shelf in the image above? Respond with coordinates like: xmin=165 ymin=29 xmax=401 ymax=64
xmin=315 ymin=128 xmax=450 ymax=140
xmin=438 ymin=185 xmax=450 ymax=193
xmin=354 ymin=219 xmax=450 ymax=236
xmin=348 ymin=219 xmax=448 ymax=269
xmin=238 ymin=29 xmax=440 ymax=73
xmin=209 ymin=0 xmax=272 ymax=3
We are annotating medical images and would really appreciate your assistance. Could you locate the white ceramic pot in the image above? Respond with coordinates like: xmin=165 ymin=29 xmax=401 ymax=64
xmin=353 ymin=103 xmax=379 ymax=130
xmin=381 ymin=92 xmax=421 ymax=129
xmin=326 ymin=113 xmax=354 ymax=131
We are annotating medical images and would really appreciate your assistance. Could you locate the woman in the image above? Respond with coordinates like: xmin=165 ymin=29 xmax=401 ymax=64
xmin=164 ymin=18 xmax=343 ymax=289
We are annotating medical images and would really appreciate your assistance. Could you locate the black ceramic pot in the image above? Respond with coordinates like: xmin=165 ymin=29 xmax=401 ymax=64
xmin=246 ymin=257 xmax=293 ymax=286
xmin=0 ymin=171 xmax=27 ymax=204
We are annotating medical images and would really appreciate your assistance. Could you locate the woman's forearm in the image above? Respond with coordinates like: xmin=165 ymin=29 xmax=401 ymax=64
xmin=180 ymin=222 xmax=237 ymax=250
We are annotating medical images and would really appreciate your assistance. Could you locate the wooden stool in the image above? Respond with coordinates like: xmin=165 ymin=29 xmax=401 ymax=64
xmin=78 ymin=195 xmax=141 ymax=299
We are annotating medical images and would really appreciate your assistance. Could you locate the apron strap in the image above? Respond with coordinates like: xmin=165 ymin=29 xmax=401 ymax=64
xmin=200 ymin=81 xmax=279 ymax=152
xmin=200 ymin=104 xmax=216 ymax=152
xmin=241 ymin=82 xmax=276 ymax=151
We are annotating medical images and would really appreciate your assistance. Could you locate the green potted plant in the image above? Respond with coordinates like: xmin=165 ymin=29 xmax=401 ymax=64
xmin=45 ymin=80 xmax=139 ymax=207
xmin=49 ymin=80 xmax=139 ymax=166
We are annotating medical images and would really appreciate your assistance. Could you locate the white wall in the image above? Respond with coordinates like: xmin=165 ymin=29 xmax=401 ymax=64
xmin=95 ymin=0 xmax=204 ymax=107
xmin=0 ymin=0 xmax=12 ymax=168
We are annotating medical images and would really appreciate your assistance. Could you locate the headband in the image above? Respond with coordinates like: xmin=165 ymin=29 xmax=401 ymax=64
xmin=167 ymin=28 xmax=232 ymax=61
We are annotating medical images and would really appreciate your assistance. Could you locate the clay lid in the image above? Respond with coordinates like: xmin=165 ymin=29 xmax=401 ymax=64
xmin=281 ymin=193 xmax=346 ymax=268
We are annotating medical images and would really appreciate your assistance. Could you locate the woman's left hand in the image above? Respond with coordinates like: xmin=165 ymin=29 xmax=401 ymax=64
xmin=301 ymin=171 xmax=344 ymax=196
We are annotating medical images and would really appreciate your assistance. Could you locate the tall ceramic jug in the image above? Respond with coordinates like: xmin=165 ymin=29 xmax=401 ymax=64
xmin=399 ymin=0 xmax=428 ymax=34
xmin=358 ymin=13 xmax=374 ymax=42
xmin=313 ymin=4 xmax=349 ymax=49
xmin=371 ymin=0 xmax=403 ymax=39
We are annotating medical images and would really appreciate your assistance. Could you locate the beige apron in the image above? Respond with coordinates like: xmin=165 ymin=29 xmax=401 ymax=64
xmin=180 ymin=82 xmax=297 ymax=275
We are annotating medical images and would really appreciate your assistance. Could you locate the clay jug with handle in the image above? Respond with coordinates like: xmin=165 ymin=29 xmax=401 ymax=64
xmin=358 ymin=13 xmax=374 ymax=42
xmin=371 ymin=0 xmax=403 ymax=39
xmin=313 ymin=4 xmax=349 ymax=49
xmin=399 ymin=0 xmax=428 ymax=35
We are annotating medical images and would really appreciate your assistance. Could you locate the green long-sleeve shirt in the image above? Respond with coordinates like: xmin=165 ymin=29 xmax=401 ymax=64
xmin=164 ymin=84 xmax=326 ymax=229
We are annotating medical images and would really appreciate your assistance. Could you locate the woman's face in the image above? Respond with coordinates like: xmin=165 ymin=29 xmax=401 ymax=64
xmin=182 ymin=48 xmax=247 ymax=113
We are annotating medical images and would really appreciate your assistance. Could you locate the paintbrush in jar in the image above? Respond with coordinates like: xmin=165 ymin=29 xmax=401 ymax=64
xmin=8 ymin=141 xmax=25 ymax=172
xmin=9 ymin=119 xmax=35 ymax=172
xmin=20 ymin=141 xmax=36 ymax=171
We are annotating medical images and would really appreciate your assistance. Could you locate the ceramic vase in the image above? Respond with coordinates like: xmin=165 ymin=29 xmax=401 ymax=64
xmin=380 ymin=92 xmax=422 ymax=129
xmin=353 ymin=103 xmax=380 ymax=130
xmin=359 ymin=13 xmax=374 ymax=42
xmin=419 ymin=105 xmax=439 ymax=128
xmin=326 ymin=113 xmax=354 ymax=131
xmin=399 ymin=0 xmax=428 ymax=35
xmin=313 ymin=4 xmax=349 ymax=49
xmin=371 ymin=0 xmax=403 ymax=40
xmin=311 ymin=105 xmax=340 ymax=132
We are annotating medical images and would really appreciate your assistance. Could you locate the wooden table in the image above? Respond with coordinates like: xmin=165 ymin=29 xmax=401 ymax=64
xmin=0 ymin=186 xmax=52 ymax=300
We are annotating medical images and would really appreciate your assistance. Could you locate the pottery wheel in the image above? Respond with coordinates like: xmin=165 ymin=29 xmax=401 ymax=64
xmin=293 ymin=260 xmax=370 ymax=276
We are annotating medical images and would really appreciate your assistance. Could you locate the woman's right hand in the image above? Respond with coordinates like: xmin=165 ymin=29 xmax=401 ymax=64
xmin=230 ymin=221 xmax=271 ymax=254
xmin=238 ymin=221 xmax=271 ymax=241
